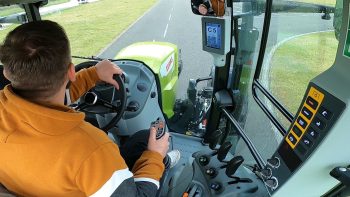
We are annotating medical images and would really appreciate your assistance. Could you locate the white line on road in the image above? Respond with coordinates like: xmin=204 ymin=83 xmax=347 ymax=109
xmin=163 ymin=24 xmax=169 ymax=38
xmin=169 ymin=14 xmax=172 ymax=21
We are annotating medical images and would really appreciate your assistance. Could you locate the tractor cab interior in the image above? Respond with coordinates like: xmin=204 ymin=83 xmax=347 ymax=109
xmin=1 ymin=0 xmax=350 ymax=196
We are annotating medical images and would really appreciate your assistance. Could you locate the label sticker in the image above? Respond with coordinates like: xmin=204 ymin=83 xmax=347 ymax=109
xmin=160 ymin=53 xmax=175 ymax=78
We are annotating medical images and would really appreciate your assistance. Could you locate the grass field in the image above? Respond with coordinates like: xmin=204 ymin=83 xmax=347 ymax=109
xmin=296 ymin=0 xmax=335 ymax=6
xmin=269 ymin=31 xmax=338 ymax=114
xmin=0 ymin=0 xmax=70 ymax=17
xmin=0 ymin=0 xmax=157 ymax=63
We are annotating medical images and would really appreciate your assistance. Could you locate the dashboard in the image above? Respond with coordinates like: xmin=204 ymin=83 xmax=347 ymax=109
xmin=107 ymin=60 xmax=164 ymax=136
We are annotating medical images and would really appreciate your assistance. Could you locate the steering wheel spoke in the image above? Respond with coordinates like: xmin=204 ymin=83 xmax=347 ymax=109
xmin=74 ymin=60 xmax=127 ymax=132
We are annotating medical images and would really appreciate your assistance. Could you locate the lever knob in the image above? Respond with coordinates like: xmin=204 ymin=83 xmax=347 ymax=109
xmin=206 ymin=168 xmax=217 ymax=178
xmin=217 ymin=141 xmax=232 ymax=162
xmin=198 ymin=155 xmax=210 ymax=166
xmin=267 ymin=157 xmax=280 ymax=168
xmin=261 ymin=168 xmax=272 ymax=179
xmin=265 ymin=177 xmax=278 ymax=189
xmin=126 ymin=101 xmax=139 ymax=112
xmin=225 ymin=156 xmax=244 ymax=177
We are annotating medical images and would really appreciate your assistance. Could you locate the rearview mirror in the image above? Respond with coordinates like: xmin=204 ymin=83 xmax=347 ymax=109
xmin=191 ymin=0 xmax=226 ymax=16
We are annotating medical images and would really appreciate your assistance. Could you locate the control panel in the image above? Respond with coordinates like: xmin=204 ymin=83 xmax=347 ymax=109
xmin=264 ymin=83 xmax=346 ymax=194
xmin=186 ymin=149 xmax=268 ymax=197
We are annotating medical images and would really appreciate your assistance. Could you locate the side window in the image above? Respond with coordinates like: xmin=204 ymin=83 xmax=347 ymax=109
xmin=264 ymin=0 xmax=339 ymax=117
xmin=232 ymin=0 xmax=341 ymax=164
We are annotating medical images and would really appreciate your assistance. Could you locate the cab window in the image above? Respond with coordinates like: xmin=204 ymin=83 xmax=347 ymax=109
xmin=234 ymin=0 xmax=340 ymax=164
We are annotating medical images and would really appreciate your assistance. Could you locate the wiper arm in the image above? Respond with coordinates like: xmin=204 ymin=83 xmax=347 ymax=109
xmin=71 ymin=55 xmax=118 ymax=62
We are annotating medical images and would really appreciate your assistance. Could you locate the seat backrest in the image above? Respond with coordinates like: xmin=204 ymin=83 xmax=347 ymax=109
xmin=0 ymin=65 xmax=10 ymax=90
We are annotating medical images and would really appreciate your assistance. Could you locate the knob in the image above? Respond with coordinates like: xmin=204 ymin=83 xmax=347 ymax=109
xmin=209 ymin=182 xmax=222 ymax=191
xmin=206 ymin=168 xmax=217 ymax=178
xmin=198 ymin=156 xmax=210 ymax=166
xmin=265 ymin=177 xmax=278 ymax=189
xmin=150 ymin=92 xmax=156 ymax=98
xmin=126 ymin=101 xmax=139 ymax=112
xmin=217 ymin=141 xmax=232 ymax=162
xmin=261 ymin=168 xmax=272 ymax=179
xmin=267 ymin=157 xmax=280 ymax=168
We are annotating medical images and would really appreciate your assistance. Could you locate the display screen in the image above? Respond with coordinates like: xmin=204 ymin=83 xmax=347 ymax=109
xmin=206 ymin=23 xmax=222 ymax=49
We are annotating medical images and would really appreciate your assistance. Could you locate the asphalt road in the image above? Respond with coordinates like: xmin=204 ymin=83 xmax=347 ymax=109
xmin=98 ymin=0 xmax=213 ymax=99
xmin=98 ymin=0 xmax=335 ymax=164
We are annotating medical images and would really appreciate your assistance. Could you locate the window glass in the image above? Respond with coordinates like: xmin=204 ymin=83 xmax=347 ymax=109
xmin=266 ymin=0 xmax=339 ymax=115
xmin=0 ymin=0 xmax=214 ymax=136
xmin=232 ymin=0 xmax=340 ymax=165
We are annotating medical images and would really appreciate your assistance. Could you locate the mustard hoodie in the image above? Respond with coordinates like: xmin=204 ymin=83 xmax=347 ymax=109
xmin=0 ymin=67 xmax=164 ymax=196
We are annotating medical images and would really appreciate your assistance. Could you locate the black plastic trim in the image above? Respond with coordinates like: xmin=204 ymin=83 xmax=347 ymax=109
xmin=23 ymin=3 xmax=41 ymax=22
xmin=254 ymin=0 xmax=273 ymax=80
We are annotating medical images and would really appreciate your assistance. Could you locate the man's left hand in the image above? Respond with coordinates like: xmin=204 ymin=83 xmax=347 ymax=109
xmin=95 ymin=60 xmax=123 ymax=89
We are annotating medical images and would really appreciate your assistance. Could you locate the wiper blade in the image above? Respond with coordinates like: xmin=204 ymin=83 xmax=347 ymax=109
xmin=71 ymin=55 xmax=117 ymax=62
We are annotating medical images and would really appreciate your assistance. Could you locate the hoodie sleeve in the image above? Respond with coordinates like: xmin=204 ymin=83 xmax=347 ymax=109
xmin=69 ymin=67 xmax=100 ymax=103
xmin=76 ymin=143 xmax=165 ymax=197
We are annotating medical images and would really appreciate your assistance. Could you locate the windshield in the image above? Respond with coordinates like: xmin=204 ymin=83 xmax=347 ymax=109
xmin=233 ymin=0 xmax=340 ymax=164
xmin=0 ymin=0 xmax=214 ymax=98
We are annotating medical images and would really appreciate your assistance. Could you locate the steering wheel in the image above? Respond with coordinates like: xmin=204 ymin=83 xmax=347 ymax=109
xmin=74 ymin=61 xmax=127 ymax=132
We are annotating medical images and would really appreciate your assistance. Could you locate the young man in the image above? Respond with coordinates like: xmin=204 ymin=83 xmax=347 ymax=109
xmin=0 ymin=20 xmax=173 ymax=196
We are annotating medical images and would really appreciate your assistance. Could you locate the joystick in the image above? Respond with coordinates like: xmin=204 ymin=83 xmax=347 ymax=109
xmin=150 ymin=117 xmax=166 ymax=140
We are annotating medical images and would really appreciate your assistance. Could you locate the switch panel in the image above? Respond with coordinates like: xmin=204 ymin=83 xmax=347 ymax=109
xmin=264 ymin=83 xmax=346 ymax=194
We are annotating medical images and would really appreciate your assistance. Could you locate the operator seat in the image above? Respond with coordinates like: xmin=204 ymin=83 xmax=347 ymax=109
xmin=0 ymin=65 xmax=10 ymax=90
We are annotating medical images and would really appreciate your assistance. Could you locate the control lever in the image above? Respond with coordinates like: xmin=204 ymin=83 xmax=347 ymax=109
xmin=225 ymin=156 xmax=253 ymax=185
xmin=330 ymin=167 xmax=350 ymax=186
xmin=126 ymin=101 xmax=139 ymax=112
xmin=225 ymin=156 xmax=244 ymax=177
xmin=208 ymin=130 xmax=223 ymax=150
xmin=198 ymin=141 xmax=231 ymax=166
xmin=217 ymin=141 xmax=232 ymax=162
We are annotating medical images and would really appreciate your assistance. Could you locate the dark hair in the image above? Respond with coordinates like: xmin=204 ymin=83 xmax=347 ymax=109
xmin=0 ymin=20 xmax=71 ymax=99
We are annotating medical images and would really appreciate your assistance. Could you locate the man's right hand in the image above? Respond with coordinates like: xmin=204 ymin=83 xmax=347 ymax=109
xmin=147 ymin=127 xmax=169 ymax=158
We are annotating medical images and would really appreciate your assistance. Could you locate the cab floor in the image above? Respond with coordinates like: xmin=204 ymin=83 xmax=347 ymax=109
xmin=169 ymin=132 xmax=210 ymax=167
